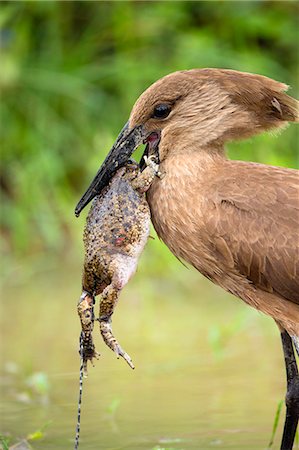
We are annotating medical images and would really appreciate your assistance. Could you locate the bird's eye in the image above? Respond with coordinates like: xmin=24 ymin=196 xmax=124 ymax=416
xmin=152 ymin=104 xmax=171 ymax=119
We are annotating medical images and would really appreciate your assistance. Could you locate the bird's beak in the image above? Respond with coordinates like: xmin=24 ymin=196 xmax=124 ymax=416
xmin=75 ymin=122 xmax=144 ymax=217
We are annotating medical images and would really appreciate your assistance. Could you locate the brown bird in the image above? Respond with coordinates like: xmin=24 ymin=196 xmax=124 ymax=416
xmin=75 ymin=69 xmax=299 ymax=450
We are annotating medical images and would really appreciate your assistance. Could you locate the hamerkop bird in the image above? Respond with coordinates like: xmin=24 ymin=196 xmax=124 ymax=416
xmin=75 ymin=69 xmax=299 ymax=449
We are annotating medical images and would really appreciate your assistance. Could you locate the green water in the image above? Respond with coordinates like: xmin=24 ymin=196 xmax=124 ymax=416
xmin=0 ymin=250 xmax=289 ymax=450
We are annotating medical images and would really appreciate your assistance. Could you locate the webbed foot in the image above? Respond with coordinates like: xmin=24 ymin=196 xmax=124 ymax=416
xmin=99 ymin=320 xmax=135 ymax=369
xmin=79 ymin=332 xmax=100 ymax=377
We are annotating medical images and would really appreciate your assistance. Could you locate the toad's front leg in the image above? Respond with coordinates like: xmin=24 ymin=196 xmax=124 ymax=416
xmin=131 ymin=155 xmax=160 ymax=193
xmin=77 ymin=291 xmax=100 ymax=376
xmin=98 ymin=258 xmax=135 ymax=369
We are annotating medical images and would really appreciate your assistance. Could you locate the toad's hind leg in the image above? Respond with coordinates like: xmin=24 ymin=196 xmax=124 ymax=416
xmin=77 ymin=291 xmax=100 ymax=376
xmin=99 ymin=256 xmax=137 ymax=369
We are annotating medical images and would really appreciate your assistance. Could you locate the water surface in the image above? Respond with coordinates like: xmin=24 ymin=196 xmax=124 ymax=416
xmin=0 ymin=250 xmax=288 ymax=449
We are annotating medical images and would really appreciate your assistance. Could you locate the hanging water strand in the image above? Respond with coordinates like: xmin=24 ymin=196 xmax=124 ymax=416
xmin=74 ymin=332 xmax=84 ymax=450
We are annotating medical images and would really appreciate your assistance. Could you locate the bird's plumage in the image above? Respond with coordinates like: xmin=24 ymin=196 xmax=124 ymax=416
xmin=208 ymin=162 xmax=299 ymax=304
xmin=126 ymin=68 xmax=299 ymax=337
xmin=130 ymin=69 xmax=298 ymax=154
xmin=147 ymin=153 xmax=299 ymax=334
xmin=76 ymin=68 xmax=299 ymax=449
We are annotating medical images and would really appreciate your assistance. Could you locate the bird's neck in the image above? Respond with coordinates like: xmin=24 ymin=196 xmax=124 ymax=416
xmin=147 ymin=150 xmax=224 ymax=260
xmin=159 ymin=149 xmax=225 ymax=185
xmin=158 ymin=126 xmax=228 ymax=161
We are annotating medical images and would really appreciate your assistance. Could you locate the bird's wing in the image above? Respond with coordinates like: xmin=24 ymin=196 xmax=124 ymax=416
xmin=206 ymin=161 xmax=299 ymax=304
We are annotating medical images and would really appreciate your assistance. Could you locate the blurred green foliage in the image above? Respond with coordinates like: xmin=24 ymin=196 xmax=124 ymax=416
xmin=1 ymin=1 xmax=298 ymax=260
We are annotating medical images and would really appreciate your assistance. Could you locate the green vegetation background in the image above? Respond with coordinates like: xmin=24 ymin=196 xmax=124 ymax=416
xmin=1 ymin=2 xmax=298 ymax=448
xmin=1 ymin=1 xmax=298 ymax=266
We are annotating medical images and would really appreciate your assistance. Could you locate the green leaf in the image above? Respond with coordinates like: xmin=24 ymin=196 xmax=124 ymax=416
xmin=0 ymin=434 xmax=10 ymax=450
xmin=267 ymin=399 xmax=284 ymax=448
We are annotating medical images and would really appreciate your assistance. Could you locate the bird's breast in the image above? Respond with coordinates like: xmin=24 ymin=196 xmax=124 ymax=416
xmin=146 ymin=154 xmax=220 ymax=275
xmin=146 ymin=153 xmax=299 ymax=335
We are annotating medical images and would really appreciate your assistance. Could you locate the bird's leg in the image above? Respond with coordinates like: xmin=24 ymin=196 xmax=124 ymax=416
xmin=131 ymin=155 xmax=160 ymax=193
xmin=98 ymin=262 xmax=135 ymax=369
xmin=280 ymin=330 xmax=299 ymax=450
xmin=77 ymin=291 xmax=100 ymax=377
xmin=291 ymin=335 xmax=299 ymax=357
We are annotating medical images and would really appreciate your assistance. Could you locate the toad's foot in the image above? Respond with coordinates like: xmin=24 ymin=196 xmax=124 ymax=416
xmin=99 ymin=320 xmax=135 ymax=369
xmin=80 ymin=332 xmax=100 ymax=377
xmin=143 ymin=155 xmax=161 ymax=178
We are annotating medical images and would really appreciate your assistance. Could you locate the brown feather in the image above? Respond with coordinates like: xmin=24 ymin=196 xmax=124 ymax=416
xmin=128 ymin=68 xmax=299 ymax=335
xmin=147 ymin=154 xmax=299 ymax=335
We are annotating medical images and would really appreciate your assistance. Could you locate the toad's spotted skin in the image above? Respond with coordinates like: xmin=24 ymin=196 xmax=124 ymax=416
xmin=77 ymin=158 xmax=159 ymax=375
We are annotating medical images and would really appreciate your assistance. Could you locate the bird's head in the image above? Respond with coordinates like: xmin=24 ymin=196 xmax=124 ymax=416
xmin=75 ymin=69 xmax=298 ymax=216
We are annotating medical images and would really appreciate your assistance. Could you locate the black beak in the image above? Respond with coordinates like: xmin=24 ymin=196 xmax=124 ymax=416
xmin=74 ymin=122 xmax=144 ymax=217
